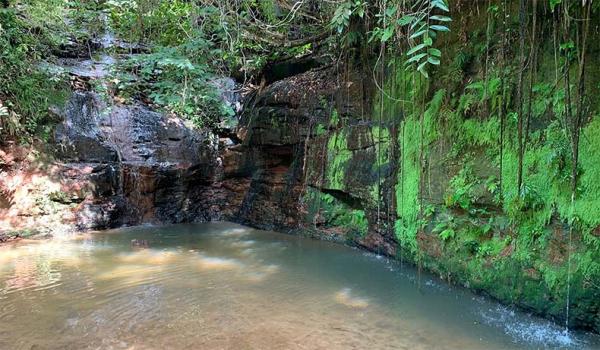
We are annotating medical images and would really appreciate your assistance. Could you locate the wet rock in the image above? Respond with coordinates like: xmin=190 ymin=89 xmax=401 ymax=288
xmin=52 ymin=38 xmax=101 ymax=59
xmin=52 ymin=88 xmax=227 ymax=228
xmin=75 ymin=196 xmax=128 ymax=230
xmin=55 ymin=92 xmax=119 ymax=163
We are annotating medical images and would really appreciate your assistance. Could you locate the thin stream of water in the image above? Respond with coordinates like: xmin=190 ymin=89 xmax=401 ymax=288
xmin=0 ymin=222 xmax=598 ymax=349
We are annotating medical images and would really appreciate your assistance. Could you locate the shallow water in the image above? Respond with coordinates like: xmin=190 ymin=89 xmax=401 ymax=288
xmin=0 ymin=222 xmax=598 ymax=350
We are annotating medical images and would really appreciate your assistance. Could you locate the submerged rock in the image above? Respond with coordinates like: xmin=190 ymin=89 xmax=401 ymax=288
xmin=130 ymin=239 xmax=149 ymax=248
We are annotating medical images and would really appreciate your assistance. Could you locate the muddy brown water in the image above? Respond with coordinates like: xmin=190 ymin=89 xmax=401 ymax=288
xmin=0 ymin=222 xmax=598 ymax=349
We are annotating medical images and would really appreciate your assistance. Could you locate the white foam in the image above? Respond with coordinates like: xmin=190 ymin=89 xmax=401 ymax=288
xmin=479 ymin=304 xmax=580 ymax=348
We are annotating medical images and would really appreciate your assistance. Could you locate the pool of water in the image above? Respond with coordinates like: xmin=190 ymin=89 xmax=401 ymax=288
xmin=0 ymin=222 xmax=598 ymax=349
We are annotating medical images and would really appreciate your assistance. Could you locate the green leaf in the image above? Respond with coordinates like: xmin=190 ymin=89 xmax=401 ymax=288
xmin=431 ymin=15 xmax=452 ymax=22
xmin=430 ymin=25 xmax=450 ymax=32
xmin=428 ymin=56 xmax=440 ymax=65
xmin=381 ymin=27 xmax=394 ymax=42
xmin=409 ymin=14 xmax=427 ymax=30
xmin=356 ymin=7 xmax=365 ymax=18
xmin=431 ymin=0 xmax=450 ymax=12
xmin=397 ymin=15 xmax=414 ymax=26
xmin=549 ymin=0 xmax=562 ymax=12
xmin=433 ymin=222 xmax=447 ymax=232
xmin=407 ymin=52 xmax=427 ymax=63
xmin=439 ymin=228 xmax=455 ymax=241
xmin=407 ymin=43 xmax=427 ymax=56
xmin=417 ymin=61 xmax=429 ymax=78
xmin=410 ymin=29 xmax=427 ymax=39
xmin=428 ymin=48 xmax=442 ymax=57
xmin=385 ymin=5 xmax=397 ymax=17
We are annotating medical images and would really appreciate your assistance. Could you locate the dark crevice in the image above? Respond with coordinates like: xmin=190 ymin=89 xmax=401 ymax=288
xmin=313 ymin=186 xmax=364 ymax=210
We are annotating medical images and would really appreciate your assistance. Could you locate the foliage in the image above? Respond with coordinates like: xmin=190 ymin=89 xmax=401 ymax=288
xmin=113 ymin=44 xmax=232 ymax=128
xmin=433 ymin=218 xmax=456 ymax=241
xmin=107 ymin=0 xmax=194 ymax=46
xmin=396 ymin=0 xmax=450 ymax=77
xmin=0 ymin=4 xmax=69 ymax=141
xmin=331 ymin=0 xmax=451 ymax=78
xmin=445 ymin=164 xmax=479 ymax=212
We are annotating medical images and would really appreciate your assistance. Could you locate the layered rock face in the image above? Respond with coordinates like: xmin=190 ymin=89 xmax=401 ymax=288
xmin=230 ymin=67 xmax=399 ymax=257
xmin=51 ymin=91 xmax=238 ymax=229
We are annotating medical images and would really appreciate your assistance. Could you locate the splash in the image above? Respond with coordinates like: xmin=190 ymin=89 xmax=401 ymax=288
xmin=479 ymin=304 xmax=580 ymax=348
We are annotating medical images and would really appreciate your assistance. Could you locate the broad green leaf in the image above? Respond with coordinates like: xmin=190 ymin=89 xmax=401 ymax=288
xmin=428 ymin=56 xmax=440 ymax=65
xmin=430 ymin=15 xmax=452 ymax=22
xmin=410 ymin=29 xmax=427 ymax=39
xmin=428 ymin=48 xmax=442 ymax=57
xmin=407 ymin=43 xmax=427 ymax=56
xmin=431 ymin=0 xmax=450 ymax=12
xmin=407 ymin=52 xmax=427 ymax=63
xmin=397 ymin=15 xmax=414 ymax=26
xmin=430 ymin=25 xmax=450 ymax=32
xmin=381 ymin=27 xmax=394 ymax=42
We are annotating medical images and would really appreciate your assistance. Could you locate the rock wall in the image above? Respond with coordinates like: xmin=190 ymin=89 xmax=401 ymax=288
xmin=227 ymin=57 xmax=600 ymax=333
xmin=0 ymin=91 xmax=234 ymax=236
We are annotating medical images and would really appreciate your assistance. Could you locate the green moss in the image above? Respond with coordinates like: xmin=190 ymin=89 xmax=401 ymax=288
xmin=394 ymin=115 xmax=421 ymax=256
xmin=325 ymin=130 xmax=352 ymax=190
xmin=311 ymin=4 xmax=600 ymax=330
xmin=376 ymin=27 xmax=600 ymax=329
xmin=393 ymin=89 xmax=444 ymax=256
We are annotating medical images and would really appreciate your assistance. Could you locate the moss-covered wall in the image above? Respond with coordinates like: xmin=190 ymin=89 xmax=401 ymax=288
xmin=299 ymin=0 xmax=600 ymax=332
